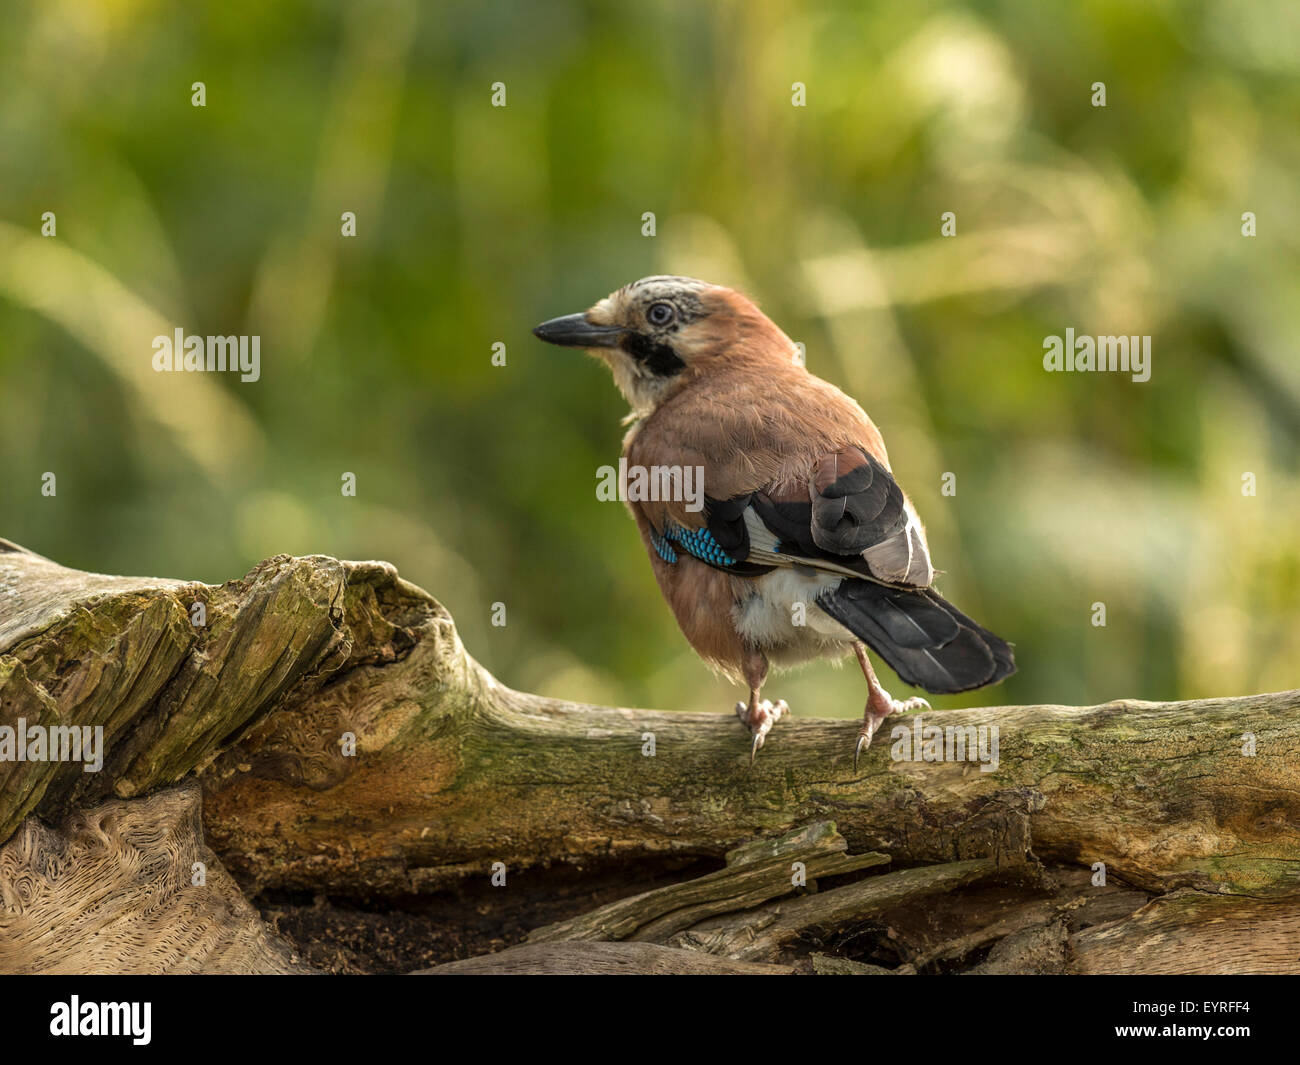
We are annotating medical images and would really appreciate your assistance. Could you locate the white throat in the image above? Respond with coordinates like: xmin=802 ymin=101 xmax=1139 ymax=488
xmin=608 ymin=357 xmax=678 ymax=419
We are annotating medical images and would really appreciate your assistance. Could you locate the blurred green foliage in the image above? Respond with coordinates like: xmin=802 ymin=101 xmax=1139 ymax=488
xmin=2 ymin=0 xmax=1298 ymax=720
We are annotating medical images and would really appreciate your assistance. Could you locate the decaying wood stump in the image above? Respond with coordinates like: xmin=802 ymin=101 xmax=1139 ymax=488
xmin=2 ymin=537 xmax=1298 ymax=974
xmin=0 ymin=784 xmax=308 ymax=974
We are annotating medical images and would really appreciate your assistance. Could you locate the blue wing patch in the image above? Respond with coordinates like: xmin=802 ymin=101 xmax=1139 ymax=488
xmin=649 ymin=526 xmax=679 ymax=563
xmin=664 ymin=522 xmax=737 ymax=567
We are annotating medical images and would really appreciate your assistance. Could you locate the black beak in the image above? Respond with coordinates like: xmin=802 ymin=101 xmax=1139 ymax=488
xmin=533 ymin=312 xmax=625 ymax=349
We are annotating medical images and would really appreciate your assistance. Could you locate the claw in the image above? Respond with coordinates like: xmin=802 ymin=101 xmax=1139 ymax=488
xmin=736 ymin=698 xmax=788 ymax=765
xmin=853 ymin=728 xmax=872 ymax=772
xmin=852 ymin=693 xmax=930 ymax=771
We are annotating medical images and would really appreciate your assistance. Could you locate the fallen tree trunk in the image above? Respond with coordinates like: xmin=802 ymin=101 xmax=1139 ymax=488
xmin=2 ymin=538 xmax=1299 ymax=973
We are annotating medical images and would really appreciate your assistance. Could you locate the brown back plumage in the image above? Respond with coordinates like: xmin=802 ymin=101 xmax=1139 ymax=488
xmin=623 ymin=284 xmax=892 ymax=537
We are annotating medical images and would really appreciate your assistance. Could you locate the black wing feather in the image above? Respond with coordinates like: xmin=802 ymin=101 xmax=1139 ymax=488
xmin=817 ymin=581 xmax=1016 ymax=694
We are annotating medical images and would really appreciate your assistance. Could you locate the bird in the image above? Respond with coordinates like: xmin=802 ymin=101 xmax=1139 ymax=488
xmin=533 ymin=275 xmax=1014 ymax=767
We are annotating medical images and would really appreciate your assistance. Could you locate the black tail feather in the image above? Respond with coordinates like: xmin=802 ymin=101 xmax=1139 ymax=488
xmin=817 ymin=580 xmax=1016 ymax=694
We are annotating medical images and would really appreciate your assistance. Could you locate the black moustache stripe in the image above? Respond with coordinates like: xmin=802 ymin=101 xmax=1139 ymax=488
xmin=621 ymin=332 xmax=686 ymax=377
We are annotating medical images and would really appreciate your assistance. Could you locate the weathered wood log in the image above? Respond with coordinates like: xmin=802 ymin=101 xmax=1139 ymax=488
xmin=879 ymin=865 xmax=1150 ymax=973
xmin=668 ymin=859 xmax=1000 ymax=962
xmin=908 ymin=899 xmax=1063 ymax=971
xmin=4 ymin=539 xmax=1296 ymax=897
xmin=4 ymin=538 xmax=1300 ymax=974
xmin=1070 ymin=892 xmax=1300 ymax=975
xmin=0 ymin=783 xmax=309 ymax=974
xmin=528 ymin=821 xmax=889 ymax=944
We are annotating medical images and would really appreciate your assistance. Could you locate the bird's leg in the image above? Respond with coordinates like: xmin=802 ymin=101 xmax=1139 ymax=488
xmin=734 ymin=646 xmax=788 ymax=765
xmin=852 ymin=641 xmax=929 ymax=770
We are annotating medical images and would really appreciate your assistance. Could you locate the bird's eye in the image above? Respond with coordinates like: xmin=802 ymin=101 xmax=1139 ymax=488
xmin=647 ymin=302 xmax=675 ymax=327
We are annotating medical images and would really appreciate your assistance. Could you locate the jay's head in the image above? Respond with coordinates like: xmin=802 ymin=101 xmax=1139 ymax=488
xmin=534 ymin=275 xmax=798 ymax=415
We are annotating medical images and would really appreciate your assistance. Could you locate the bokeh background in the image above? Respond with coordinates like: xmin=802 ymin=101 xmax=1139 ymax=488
xmin=2 ymin=0 xmax=1298 ymax=720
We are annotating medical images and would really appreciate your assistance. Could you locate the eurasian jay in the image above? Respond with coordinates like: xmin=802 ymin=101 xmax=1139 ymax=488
xmin=534 ymin=276 xmax=1015 ymax=766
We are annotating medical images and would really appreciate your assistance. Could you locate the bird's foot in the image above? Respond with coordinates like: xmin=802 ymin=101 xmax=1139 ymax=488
xmin=853 ymin=691 xmax=930 ymax=770
xmin=735 ymin=698 xmax=789 ymax=765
